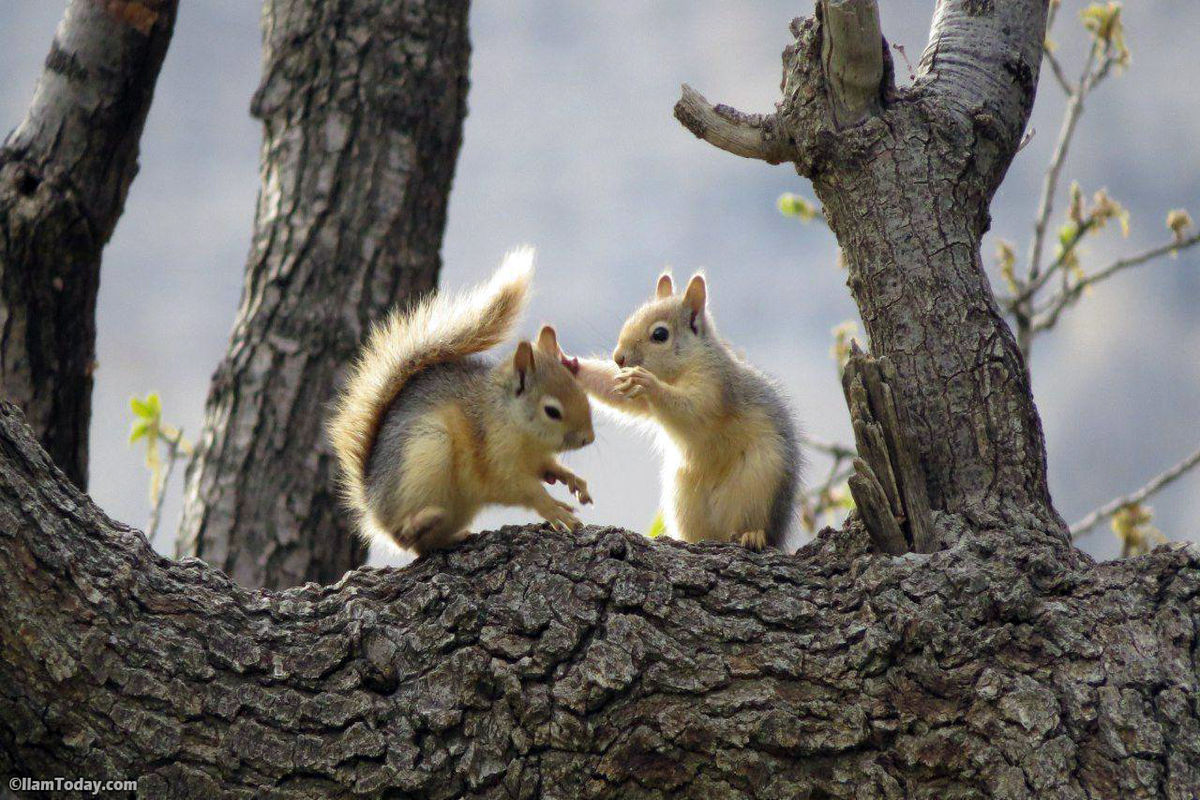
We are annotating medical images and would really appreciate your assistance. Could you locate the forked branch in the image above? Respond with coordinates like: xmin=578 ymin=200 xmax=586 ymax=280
xmin=673 ymin=0 xmax=888 ymax=168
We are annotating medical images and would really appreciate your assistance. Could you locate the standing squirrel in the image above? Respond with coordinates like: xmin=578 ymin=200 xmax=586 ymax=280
xmin=329 ymin=248 xmax=596 ymax=556
xmin=573 ymin=272 xmax=801 ymax=550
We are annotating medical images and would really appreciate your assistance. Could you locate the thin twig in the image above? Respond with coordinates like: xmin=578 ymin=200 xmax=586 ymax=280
xmin=1007 ymin=218 xmax=1097 ymax=309
xmin=1043 ymin=48 xmax=1073 ymax=95
xmin=1032 ymin=230 xmax=1200 ymax=333
xmin=1071 ymin=445 xmax=1200 ymax=538
xmin=147 ymin=433 xmax=184 ymax=546
xmin=1025 ymin=45 xmax=1097 ymax=288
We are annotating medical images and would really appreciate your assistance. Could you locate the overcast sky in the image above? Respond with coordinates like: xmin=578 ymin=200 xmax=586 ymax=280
xmin=2 ymin=1 xmax=1197 ymax=565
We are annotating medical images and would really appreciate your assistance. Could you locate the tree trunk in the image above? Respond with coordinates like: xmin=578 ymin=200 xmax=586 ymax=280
xmin=1 ymin=404 xmax=1197 ymax=798
xmin=0 ymin=0 xmax=178 ymax=490
xmin=675 ymin=0 xmax=1062 ymax=538
xmin=176 ymin=0 xmax=471 ymax=589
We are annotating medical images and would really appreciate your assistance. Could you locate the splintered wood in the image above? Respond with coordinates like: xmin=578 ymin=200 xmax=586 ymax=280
xmin=841 ymin=341 xmax=936 ymax=554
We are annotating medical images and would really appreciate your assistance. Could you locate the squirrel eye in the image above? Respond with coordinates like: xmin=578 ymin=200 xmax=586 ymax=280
xmin=651 ymin=325 xmax=670 ymax=343
xmin=543 ymin=404 xmax=563 ymax=420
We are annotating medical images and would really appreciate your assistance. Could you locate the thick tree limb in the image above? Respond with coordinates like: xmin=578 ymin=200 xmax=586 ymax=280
xmin=2 ymin=403 xmax=1199 ymax=796
xmin=177 ymin=0 xmax=471 ymax=589
xmin=918 ymin=0 xmax=1047 ymax=177
xmin=0 ymin=0 xmax=178 ymax=489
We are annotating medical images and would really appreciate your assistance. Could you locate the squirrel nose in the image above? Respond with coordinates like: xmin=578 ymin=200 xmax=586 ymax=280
xmin=614 ymin=350 xmax=626 ymax=367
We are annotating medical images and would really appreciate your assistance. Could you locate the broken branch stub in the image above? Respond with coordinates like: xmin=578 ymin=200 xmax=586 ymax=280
xmin=842 ymin=342 xmax=936 ymax=554
xmin=819 ymin=0 xmax=886 ymax=128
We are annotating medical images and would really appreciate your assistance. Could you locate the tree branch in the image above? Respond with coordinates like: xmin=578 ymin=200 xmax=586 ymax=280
xmin=819 ymin=0 xmax=886 ymax=129
xmin=1023 ymin=45 xmax=1096 ymax=296
xmin=674 ymin=0 xmax=890 ymax=167
xmin=0 ymin=0 xmax=178 ymax=488
xmin=1032 ymin=230 xmax=1200 ymax=334
xmin=1071 ymin=445 xmax=1200 ymax=539
xmin=918 ymin=0 xmax=1048 ymax=177
xmin=672 ymin=85 xmax=790 ymax=164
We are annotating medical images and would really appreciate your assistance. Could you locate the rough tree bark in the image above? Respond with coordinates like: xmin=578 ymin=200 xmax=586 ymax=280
xmin=176 ymin=0 xmax=471 ymax=589
xmin=3 ymin=1 xmax=1199 ymax=797
xmin=1 ymin=405 xmax=1197 ymax=798
xmin=0 ymin=0 xmax=178 ymax=490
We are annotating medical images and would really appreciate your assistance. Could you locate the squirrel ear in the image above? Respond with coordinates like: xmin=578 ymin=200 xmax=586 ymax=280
xmin=683 ymin=274 xmax=707 ymax=334
xmin=655 ymin=273 xmax=674 ymax=299
xmin=536 ymin=325 xmax=560 ymax=355
xmin=513 ymin=341 xmax=535 ymax=394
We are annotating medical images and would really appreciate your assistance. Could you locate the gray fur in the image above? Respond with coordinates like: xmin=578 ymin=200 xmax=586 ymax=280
xmin=364 ymin=357 xmax=491 ymax=517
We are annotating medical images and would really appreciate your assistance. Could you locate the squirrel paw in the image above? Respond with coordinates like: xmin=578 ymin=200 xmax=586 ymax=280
xmin=564 ymin=475 xmax=592 ymax=505
xmin=544 ymin=470 xmax=592 ymax=505
xmin=737 ymin=530 xmax=767 ymax=551
xmin=614 ymin=366 xmax=659 ymax=399
xmin=542 ymin=500 xmax=581 ymax=533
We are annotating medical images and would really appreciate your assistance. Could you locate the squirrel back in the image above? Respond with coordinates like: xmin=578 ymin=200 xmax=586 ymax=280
xmin=329 ymin=248 xmax=534 ymax=520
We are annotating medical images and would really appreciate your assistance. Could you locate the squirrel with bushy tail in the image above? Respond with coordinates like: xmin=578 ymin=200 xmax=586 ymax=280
xmin=329 ymin=248 xmax=596 ymax=556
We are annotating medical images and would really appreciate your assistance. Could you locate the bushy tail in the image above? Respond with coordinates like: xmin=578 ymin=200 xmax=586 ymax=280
xmin=329 ymin=247 xmax=535 ymax=516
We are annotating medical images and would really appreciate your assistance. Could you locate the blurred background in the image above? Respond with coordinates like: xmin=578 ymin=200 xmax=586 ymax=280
xmin=1 ymin=1 xmax=1196 ymax=565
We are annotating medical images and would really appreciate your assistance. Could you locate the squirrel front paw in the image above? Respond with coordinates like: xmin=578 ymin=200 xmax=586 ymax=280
xmin=563 ymin=474 xmax=592 ymax=505
xmin=542 ymin=499 xmax=582 ymax=533
xmin=614 ymin=366 xmax=660 ymax=400
xmin=543 ymin=470 xmax=592 ymax=505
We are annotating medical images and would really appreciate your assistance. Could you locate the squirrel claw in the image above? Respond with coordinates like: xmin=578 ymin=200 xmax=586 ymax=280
xmin=568 ymin=477 xmax=592 ymax=505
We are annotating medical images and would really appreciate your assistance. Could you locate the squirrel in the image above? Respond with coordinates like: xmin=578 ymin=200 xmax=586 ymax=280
xmin=328 ymin=248 xmax=596 ymax=557
xmin=571 ymin=271 xmax=801 ymax=551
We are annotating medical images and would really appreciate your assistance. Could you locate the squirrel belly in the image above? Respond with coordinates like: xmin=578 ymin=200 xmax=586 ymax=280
xmin=329 ymin=248 xmax=597 ymax=557
xmin=573 ymin=271 xmax=802 ymax=550
xmin=664 ymin=365 xmax=799 ymax=549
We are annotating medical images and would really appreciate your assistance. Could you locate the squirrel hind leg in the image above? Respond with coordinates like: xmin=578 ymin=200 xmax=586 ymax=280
xmin=398 ymin=506 xmax=465 ymax=556
xmin=736 ymin=529 xmax=767 ymax=551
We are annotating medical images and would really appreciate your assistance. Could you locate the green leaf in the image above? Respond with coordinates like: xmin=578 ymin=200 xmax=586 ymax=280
xmin=130 ymin=392 xmax=163 ymax=421
xmin=128 ymin=418 xmax=153 ymax=445
xmin=777 ymin=193 xmax=818 ymax=222
xmin=648 ymin=511 xmax=666 ymax=539
xmin=130 ymin=395 xmax=153 ymax=419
